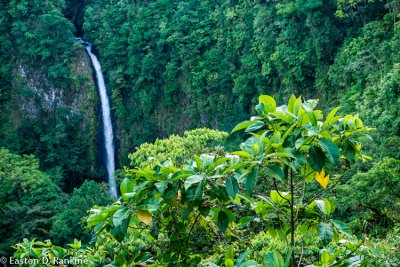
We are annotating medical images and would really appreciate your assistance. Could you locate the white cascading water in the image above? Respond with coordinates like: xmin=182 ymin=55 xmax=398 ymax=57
xmin=83 ymin=41 xmax=117 ymax=198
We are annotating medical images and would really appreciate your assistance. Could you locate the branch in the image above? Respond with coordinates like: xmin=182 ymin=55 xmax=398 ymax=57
xmin=305 ymin=175 xmax=344 ymax=207
xmin=273 ymin=178 xmax=291 ymax=202
xmin=186 ymin=212 xmax=201 ymax=246
xmin=297 ymin=238 xmax=305 ymax=267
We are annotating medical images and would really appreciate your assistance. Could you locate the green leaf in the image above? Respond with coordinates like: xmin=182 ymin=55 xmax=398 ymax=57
xmin=223 ymin=162 xmax=250 ymax=174
xmin=288 ymin=95 xmax=296 ymax=113
xmin=315 ymin=199 xmax=331 ymax=215
xmin=154 ymin=180 xmax=170 ymax=194
xmin=238 ymin=216 xmax=254 ymax=228
xmin=164 ymin=182 xmax=179 ymax=199
xmin=342 ymin=142 xmax=356 ymax=161
xmin=307 ymin=112 xmax=317 ymax=126
xmin=265 ymin=164 xmax=284 ymax=182
xmin=207 ymin=157 xmax=230 ymax=171
xmin=120 ymin=178 xmax=134 ymax=195
xmin=245 ymin=167 xmax=258 ymax=197
xmin=259 ymin=95 xmax=276 ymax=113
xmin=222 ymin=208 xmax=235 ymax=223
xmin=194 ymin=179 xmax=205 ymax=199
xmin=195 ymin=155 xmax=203 ymax=171
xmin=264 ymin=251 xmax=284 ymax=267
xmin=232 ymin=151 xmax=252 ymax=158
xmin=309 ymin=145 xmax=326 ymax=172
xmin=225 ymin=247 xmax=234 ymax=267
xmin=284 ymin=248 xmax=293 ymax=267
xmin=323 ymin=106 xmax=341 ymax=127
xmin=320 ymin=249 xmax=330 ymax=265
xmin=232 ymin=121 xmax=258 ymax=133
xmin=271 ymin=131 xmax=282 ymax=144
xmin=245 ymin=121 xmax=264 ymax=132
xmin=218 ymin=210 xmax=229 ymax=233
xmin=236 ymin=249 xmax=251 ymax=266
xmin=270 ymin=190 xmax=289 ymax=206
xmin=171 ymin=170 xmax=196 ymax=181
xmin=331 ymin=219 xmax=352 ymax=237
xmin=317 ymin=139 xmax=340 ymax=165
xmin=184 ymin=175 xmax=203 ymax=190
xmin=113 ymin=207 xmax=131 ymax=227
xmin=111 ymin=209 xmax=131 ymax=242
xmin=136 ymin=199 xmax=160 ymax=211
xmin=239 ymin=260 xmax=260 ymax=267
xmin=293 ymin=96 xmax=302 ymax=116
xmin=114 ymin=253 xmax=127 ymax=266
xmin=226 ymin=177 xmax=239 ymax=198
xmin=318 ymin=222 xmax=334 ymax=245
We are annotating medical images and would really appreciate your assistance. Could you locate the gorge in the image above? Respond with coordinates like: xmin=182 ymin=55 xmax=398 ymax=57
xmin=83 ymin=40 xmax=117 ymax=198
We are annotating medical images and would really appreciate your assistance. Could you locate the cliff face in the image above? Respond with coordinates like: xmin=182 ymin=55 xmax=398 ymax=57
xmin=1 ymin=47 xmax=101 ymax=190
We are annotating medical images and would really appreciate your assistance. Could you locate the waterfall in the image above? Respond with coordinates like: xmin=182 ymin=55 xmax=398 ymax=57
xmin=81 ymin=40 xmax=117 ymax=198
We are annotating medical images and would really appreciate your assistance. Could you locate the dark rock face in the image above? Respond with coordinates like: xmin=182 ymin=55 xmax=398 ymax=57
xmin=2 ymin=47 xmax=102 ymax=191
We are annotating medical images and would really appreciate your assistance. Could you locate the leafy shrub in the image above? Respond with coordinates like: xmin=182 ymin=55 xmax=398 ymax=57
xmin=0 ymin=148 xmax=66 ymax=256
xmin=129 ymin=128 xmax=228 ymax=167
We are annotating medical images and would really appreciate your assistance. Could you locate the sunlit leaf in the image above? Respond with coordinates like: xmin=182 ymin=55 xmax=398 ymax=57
xmin=259 ymin=95 xmax=276 ymax=113
xmin=315 ymin=169 xmax=330 ymax=189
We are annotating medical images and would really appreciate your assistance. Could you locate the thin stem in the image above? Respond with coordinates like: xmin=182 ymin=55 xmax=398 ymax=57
xmin=273 ymin=178 xmax=291 ymax=202
xmin=295 ymin=179 xmax=306 ymax=223
xmin=297 ymin=238 xmax=305 ymax=267
xmin=290 ymin=168 xmax=295 ymax=267
xmin=256 ymin=194 xmax=290 ymax=223
xmin=186 ymin=212 xmax=201 ymax=246
xmin=305 ymin=175 xmax=344 ymax=207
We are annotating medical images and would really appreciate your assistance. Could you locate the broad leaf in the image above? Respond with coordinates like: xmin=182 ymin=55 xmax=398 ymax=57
xmin=320 ymin=249 xmax=330 ymax=265
xmin=317 ymin=139 xmax=340 ymax=165
xmin=236 ymin=249 xmax=251 ymax=266
xmin=314 ymin=169 xmax=330 ymax=189
xmin=120 ymin=178 xmax=134 ymax=195
xmin=232 ymin=121 xmax=258 ymax=133
xmin=194 ymin=179 xmax=205 ymax=199
xmin=184 ymin=175 xmax=203 ymax=190
xmin=309 ymin=145 xmax=326 ymax=172
xmin=226 ymin=177 xmax=239 ymax=198
xmin=113 ymin=207 xmax=131 ymax=227
xmin=264 ymin=251 xmax=284 ymax=267
xmin=323 ymin=106 xmax=341 ymax=127
xmin=331 ymin=219 xmax=352 ymax=237
xmin=137 ymin=210 xmax=152 ymax=226
xmin=245 ymin=167 xmax=258 ymax=197
xmin=217 ymin=210 xmax=229 ymax=233
xmin=259 ymin=95 xmax=276 ymax=113
xmin=265 ymin=164 xmax=284 ymax=181
xmin=318 ymin=222 xmax=334 ymax=244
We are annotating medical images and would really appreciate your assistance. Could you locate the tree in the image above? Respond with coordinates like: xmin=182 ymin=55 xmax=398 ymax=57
xmin=338 ymin=158 xmax=400 ymax=235
xmin=50 ymin=180 xmax=112 ymax=245
xmin=0 ymin=148 xmax=66 ymax=256
xmin=82 ymin=95 xmax=373 ymax=266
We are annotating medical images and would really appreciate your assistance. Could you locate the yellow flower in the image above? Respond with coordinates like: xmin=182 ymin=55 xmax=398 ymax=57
xmin=315 ymin=168 xmax=330 ymax=189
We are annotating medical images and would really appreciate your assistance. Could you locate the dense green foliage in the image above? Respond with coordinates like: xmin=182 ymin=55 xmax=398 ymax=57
xmin=0 ymin=0 xmax=399 ymax=265
xmin=0 ymin=148 xmax=66 ymax=255
xmin=79 ymin=0 xmax=394 ymax=163
xmin=129 ymin=128 xmax=228 ymax=167
xmin=0 ymin=0 xmax=100 ymax=191
xmin=49 ymin=180 xmax=112 ymax=245
xmin=11 ymin=96 xmax=400 ymax=266
xmin=339 ymin=158 xmax=400 ymax=235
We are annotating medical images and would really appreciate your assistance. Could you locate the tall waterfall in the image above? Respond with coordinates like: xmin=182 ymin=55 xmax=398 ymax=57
xmin=83 ymin=42 xmax=117 ymax=198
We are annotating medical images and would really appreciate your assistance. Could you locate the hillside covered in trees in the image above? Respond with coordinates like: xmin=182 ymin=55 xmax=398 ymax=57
xmin=0 ymin=0 xmax=399 ymax=266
